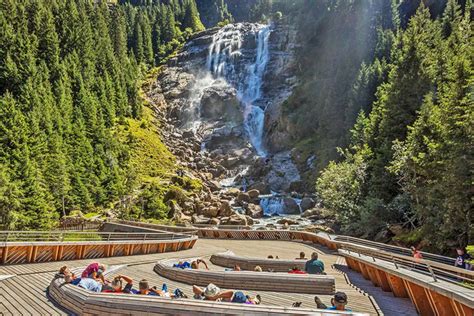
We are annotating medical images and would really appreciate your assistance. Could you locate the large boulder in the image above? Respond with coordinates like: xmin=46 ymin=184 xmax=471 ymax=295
xmin=227 ymin=213 xmax=248 ymax=226
xmin=237 ymin=192 xmax=251 ymax=203
xmin=200 ymin=85 xmax=242 ymax=122
xmin=245 ymin=203 xmax=263 ymax=218
xmin=219 ymin=200 xmax=234 ymax=217
xmin=247 ymin=189 xmax=260 ymax=199
xmin=249 ymin=182 xmax=271 ymax=195
xmin=301 ymin=208 xmax=322 ymax=218
xmin=300 ymin=197 xmax=315 ymax=211
xmin=282 ymin=197 xmax=300 ymax=214
xmin=192 ymin=214 xmax=211 ymax=225
xmin=201 ymin=206 xmax=219 ymax=218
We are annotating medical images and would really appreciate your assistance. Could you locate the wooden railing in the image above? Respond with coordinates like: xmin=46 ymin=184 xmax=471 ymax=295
xmin=0 ymin=230 xmax=197 ymax=265
xmin=0 ymin=230 xmax=195 ymax=243
xmin=340 ymin=249 xmax=474 ymax=316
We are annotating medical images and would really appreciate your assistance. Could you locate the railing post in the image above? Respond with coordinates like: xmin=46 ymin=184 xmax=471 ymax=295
xmin=107 ymin=233 xmax=111 ymax=241
xmin=391 ymin=255 xmax=399 ymax=269
xmin=143 ymin=234 xmax=147 ymax=241
xmin=5 ymin=231 xmax=9 ymax=242
xmin=427 ymin=264 xmax=437 ymax=282
xmin=60 ymin=232 xmax=64 ymax=242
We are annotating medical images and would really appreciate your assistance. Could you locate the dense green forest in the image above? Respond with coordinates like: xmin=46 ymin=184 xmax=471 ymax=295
xmin=316 ymin=0 xmax=473 ymax=252
xmin=0 ymin=0 xmax=204 ymax=230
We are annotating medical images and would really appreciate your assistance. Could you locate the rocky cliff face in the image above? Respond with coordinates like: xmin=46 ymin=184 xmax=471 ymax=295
xmin=144 ymin=22 xmax=320 ymax=226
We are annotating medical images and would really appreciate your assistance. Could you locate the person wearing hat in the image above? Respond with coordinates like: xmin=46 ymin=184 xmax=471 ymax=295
xmin=327 ymin=292 xmax=351 ymax=311
xmin=192 ymin=283 xmax=234 ymax=301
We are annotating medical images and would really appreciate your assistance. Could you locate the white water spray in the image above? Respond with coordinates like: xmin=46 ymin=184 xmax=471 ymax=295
xmin=205 ymin=23 xmax=271 ymax=156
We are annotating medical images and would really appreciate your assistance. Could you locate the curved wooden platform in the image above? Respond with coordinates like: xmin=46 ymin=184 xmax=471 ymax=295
xmin=48 ymin=275 xmax=364 ymax=315
xmin=210 ymin=250 xmax=306 ymax=272
xmin=341 ymin=250 xmax=474 ymax=316
xmin=154 ymin=259 xmax=335 ymax=295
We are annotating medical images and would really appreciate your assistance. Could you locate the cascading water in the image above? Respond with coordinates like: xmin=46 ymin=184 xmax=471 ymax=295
xmin=205 ymin=23 xmax=271 ymax=156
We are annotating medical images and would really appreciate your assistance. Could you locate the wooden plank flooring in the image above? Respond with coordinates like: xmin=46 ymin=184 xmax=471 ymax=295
xmin=0 ymin=239 xmax=417 ymax=315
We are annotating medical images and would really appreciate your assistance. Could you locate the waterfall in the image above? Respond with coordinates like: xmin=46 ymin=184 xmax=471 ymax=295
xmin=205 ymin=23 xmax=271 ymax=156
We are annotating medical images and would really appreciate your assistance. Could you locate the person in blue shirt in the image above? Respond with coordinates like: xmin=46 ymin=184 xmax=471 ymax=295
xmin=327 ymin=292 xmax=351 ymax=311
xmin=454 ymin=248 xmax=472 ymax=270
xmin=305 ymin=252 xmax=325 ymax=274
xmin=324 ymin=292 xmax=351 ymax=311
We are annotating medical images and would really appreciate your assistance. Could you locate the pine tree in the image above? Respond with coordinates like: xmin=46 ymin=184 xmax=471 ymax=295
xmin=183 ymin=0 xmax=205 ymax=32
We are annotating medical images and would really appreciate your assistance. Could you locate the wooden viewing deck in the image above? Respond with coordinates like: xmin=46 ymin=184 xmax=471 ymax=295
xmin=1 ymin=222 xmax=472 ymax=315
xmin=0 ymin=238 xmax=416 ymax=315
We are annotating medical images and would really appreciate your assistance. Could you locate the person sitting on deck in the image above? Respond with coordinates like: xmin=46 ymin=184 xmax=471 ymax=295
xmin=102 ymin=275 xmax=134 ymax=294
xmin=305 ymin=252 xmax=325 ymax=274
xmin=296 ymin=251 xmax=307 ymax=260
xmin=314 ymin=292 xmax=351 ymax=311
xmin=254 ymin=265 xmax=263 ymax=272
xmin=173 ymin=261 xmax=191 ymax=269
xmin=327 ymin=292 xmax=351 ymax=311
xmin=192 ymin=283 xmax=234 ymax=301
xmin=455 ymin=247 xmax=472 ymax=270
xmin=81 ymin=262 xmax=106 ymax=283
xmin=288 ymin=266 xmax=307 ymax=274
xmin=191 ymin=259 xmax=209 ymax=270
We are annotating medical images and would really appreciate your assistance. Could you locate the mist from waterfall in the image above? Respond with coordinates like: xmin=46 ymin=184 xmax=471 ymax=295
xmin=204 ymin=23 xmax=271 ymax=156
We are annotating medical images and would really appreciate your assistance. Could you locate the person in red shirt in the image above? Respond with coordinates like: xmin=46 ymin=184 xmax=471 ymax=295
xmin=288 ymin=266 xmax=307 ymax=274
xmin=81 ymin=262 xmax=106 ymax=283
xmin=410 ymin=246 xmax=423 ymax=262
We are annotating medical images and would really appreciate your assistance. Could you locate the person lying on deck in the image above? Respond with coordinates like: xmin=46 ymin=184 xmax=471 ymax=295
xmin=191 ymin=259 xmax=209 ymax=270
xmin=173 ymin=261 xmax=191 ymax=269
xmin=305 ymin=252 xmax=325 ymax=274
xmin=75 ymin=277 xmax=114 ymax=292
xmin=58 ymin=266 xmax=76 ymax=279
xmin=101 ymin=275 xmax=134 ymax=294
xmin=136 ymin=279 xmax=185 ymax=298
xmin=192 ymin=283 xmax=234 ymax=301
xmin=231 ymin=291 xmax=262 ymax=305
xmin=81 ymin=262 xmax=106 ymax=283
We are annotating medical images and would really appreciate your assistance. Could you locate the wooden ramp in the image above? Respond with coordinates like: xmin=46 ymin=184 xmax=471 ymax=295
xmin=0 ymin=239 xmax=417 ymax=315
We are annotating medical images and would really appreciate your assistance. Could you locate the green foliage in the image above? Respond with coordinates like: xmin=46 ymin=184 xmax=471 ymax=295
xmin=317 ymin=0 xmax=473 ymax=253
xmin=0 ymin=0 xmax=204 ymax=230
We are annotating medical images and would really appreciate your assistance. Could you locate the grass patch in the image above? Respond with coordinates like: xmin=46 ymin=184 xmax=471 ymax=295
xmin=118 ymin=107 xmax=176 ymax=185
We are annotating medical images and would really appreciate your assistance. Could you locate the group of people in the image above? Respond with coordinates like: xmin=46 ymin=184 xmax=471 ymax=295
xmin=56 ymin=250 xmax=347 ymax=311
xmin=59 ymin=262 xmax=186 ymax=297
xmin=410 ymin=246 xmax=472 ymax=270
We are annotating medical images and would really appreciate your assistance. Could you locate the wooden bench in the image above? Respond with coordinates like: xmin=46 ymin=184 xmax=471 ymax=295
xmin=48 ymin=276 xmax=363 ymax=315
xmin=210 ymin=250 xmax=306 ymax=272
xmin=154 ymin=259 xmax=335 ymax=295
